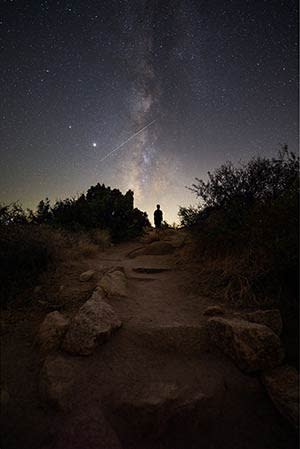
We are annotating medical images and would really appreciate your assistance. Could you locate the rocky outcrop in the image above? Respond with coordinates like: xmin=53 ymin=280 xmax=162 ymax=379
xmin=39 ymin=355 xmax=76 ymax=411
xmin=207 ymin=317 xmax=284 ymax=372
xmin=235 ymin=309 xmax=283 ymax=335
xmin=37 ymin=311 xmax=69 ymax=354
xmin=79 ymin=270 xmax=95 ymax=282
xmin=62 ymin=291 xmax=122 ymax=355
xmin=98 ymin=270 xmax=127 ymax=297
xmin=262 ymin=365 xmax=299 ymax=431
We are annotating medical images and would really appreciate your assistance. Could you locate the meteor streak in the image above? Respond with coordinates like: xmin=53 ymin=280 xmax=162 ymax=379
xmin=99 ymin=119 xmax=156 ymax=163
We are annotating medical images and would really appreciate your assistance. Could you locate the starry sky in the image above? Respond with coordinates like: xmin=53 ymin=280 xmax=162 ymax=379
xmin=1 ymin=0 xmax=298 ymax=224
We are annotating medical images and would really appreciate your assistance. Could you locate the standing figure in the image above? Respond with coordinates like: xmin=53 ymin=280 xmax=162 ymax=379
xmin=154 ymin=204 xmax=163 ymax=239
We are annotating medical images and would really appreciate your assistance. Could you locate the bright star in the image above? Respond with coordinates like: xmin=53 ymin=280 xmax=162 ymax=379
xmin=92 ymin=142 xmax=97 ymax=147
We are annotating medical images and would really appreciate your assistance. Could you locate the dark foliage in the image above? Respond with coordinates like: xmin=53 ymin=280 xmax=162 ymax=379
xmin=180 ymin=147 xmax=298 ymax=265
xmin=34 ymin=184 xmax=150 ymax=241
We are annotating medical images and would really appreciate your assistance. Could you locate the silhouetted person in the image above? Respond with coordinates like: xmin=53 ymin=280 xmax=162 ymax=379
xmin=154 ymin=204 xmax=163 ymax=230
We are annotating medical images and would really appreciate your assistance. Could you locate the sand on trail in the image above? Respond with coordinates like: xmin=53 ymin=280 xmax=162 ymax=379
xmin=1 ymin=230 xmax=297 ymax=449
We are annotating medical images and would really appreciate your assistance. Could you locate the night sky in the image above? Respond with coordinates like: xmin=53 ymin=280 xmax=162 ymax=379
xmin=1 ymin=0 xmax=298 ymax=224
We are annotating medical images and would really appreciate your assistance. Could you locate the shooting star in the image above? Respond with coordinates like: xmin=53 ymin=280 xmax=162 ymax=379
xmin=99 ymin=119 xmax=156 ymax=163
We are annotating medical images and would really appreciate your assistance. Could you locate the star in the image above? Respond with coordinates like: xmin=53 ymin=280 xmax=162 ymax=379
xmin=92 ymin=142 xmax=97 ymax=147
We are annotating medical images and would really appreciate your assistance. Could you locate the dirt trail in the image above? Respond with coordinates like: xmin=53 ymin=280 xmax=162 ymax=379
xmin=1 ymin=230 xmax=297 ymax=449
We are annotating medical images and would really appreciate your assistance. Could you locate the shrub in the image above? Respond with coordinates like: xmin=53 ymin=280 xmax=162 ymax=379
xmin=179 ymin=148 xmax=299 ymax=364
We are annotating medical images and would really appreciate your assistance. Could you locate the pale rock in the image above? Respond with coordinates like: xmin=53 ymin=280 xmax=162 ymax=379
xmin=98 ymin=270 xmax=127 ymax=297
xmin=62 ymin=291 xmax=122 ymax=355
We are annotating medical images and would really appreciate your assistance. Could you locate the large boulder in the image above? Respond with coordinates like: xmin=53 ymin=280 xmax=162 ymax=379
xmin=39 ymin=355 xmax=76 ymax=411
xmin=262 ymin=365 xmax=299 ymax=431
xmin=207 ymin=317 xmax=284 ymax=372
xmin=98 ymin=270 xmax=127 ymax=297
xmin=37 ymin=311 xmax=69 ymax=354
xmin=235 ymin=309 xmax=283 ymax=335
xmin=62 ymin=292 xmax=122 ymax=355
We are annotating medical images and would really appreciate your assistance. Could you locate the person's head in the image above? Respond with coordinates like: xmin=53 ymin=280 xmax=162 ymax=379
xmin=156 ymin=204 xmax=160 ymax=209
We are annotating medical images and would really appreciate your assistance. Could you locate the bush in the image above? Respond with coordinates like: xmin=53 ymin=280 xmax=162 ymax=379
xmin=179 ymin=148 xmax=299 ymax=364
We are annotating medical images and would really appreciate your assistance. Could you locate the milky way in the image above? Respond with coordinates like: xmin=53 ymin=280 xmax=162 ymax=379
xmin=1 ymin=0 xmax=298 ymax=223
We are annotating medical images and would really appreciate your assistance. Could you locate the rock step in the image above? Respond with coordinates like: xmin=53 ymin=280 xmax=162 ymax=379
xmin=127 ymin=276 xmax=157 ymax=282
xmin=128 ymin=324 xmax=209 ymax=353
xmin=132 ymin=267 xmax=172 ymax=274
